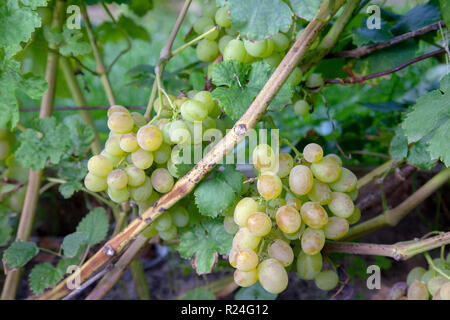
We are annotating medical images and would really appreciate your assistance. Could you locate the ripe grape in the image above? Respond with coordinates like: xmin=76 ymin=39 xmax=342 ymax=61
xmin=169 ymin=120 xmax=191 ymax=144
xmin=203 ymin=23 xmax=219 ymax=41
xmin=107 ymin=187 xmax=130 ymax=203
xmin=323 ymin=216 xmax=349 ymax=240
xmin=293 ymin=99 xmax=309 ymax=116
xmin=130 ymin=176 xmax=153 ymax=202
xmin=154 ymin=143 xmax=171 ymax=164
xmin=215 ymin=7 xmax=231 ymax=28
xmin=328 ymin=192 xmax=354 ymax=218
xmin=167 ymin=158 xmax=180 ymax=178
xmin=324 ymin=153 xmax=342 ymax=166
xmin=407 ymin=280 xmax=429 ymax=300
xmin=228 ymin=246 xmax=239 ymax=267
xmin=346 ymin=206 xmax=361 ymax=225
xmin=159 ymin=225 xmax=177 ymax=241
xmin=307 ymin=180 xmax=332 ymax=205
xmin=100 ymin=150 xmax=122 ymax=166
xmin=125 ymin=165 xmax=146 ymax=187
xmin=347 ymin=188 xmax=358 ymax=201
xmin=202 ymin=2 xmax=217 ymax=18
xmin=224 ymin=215 xmax=239 ymax=234
xmin=287 ymin=67 xmax=303 ymax=86
xmin=310 ymin=157 xmax=341 ymax=183
xmin=314 ymin=270 xmax=339 ymax=291
xmin=440 ymin=282 xmax=450 ymax=300
xmin=276 ymin=205 xmax=302 ymax=234
xmin=306 ymin=73 xmax=324 ymax=90
xmin=193 ymin=17 xmax=213 ymax=34
xmin=234 ymin=197 xmax=259 ymax=227
xmin=193 ymin=91 xmax=216 ymax=115
xmin=131 ymin=149 xmax=154 ymax=170
xmin=296 ymin=251 xmax=322 ymax=280
xmin=257 ymin=259 xmax=288 ymax=294
xmin=196 ymin=39 xmax=219 ymax=62
xmin=84 ymin=172 xmax=107 ymax=192
xmin=277 ymin=152 xmax=293 ymax=178
xmin=154 ymin=214 xmax=173 ymax=232
xmin=303 ymin=143 xmax=323 ymax=163
xmin=301 ymin=228 xmax=325 ymax=255
xmin=108 ymin=112 xmax=134 ymax=134
xmin=268 ymin=239 xmax=294 ymax=267
xmin=107 ymin=105 xmax=129 ymax=117
xmin=154 ymin=95 xmax=174 ymax=118
xmin=223 ymin=39 xmax=247 ymax=62
xmin=137 ymin=125 xmax=163 ymax=151
xmin=272 ymin=33 xmax=289 ymax=52
xmin=181 ymin=99 xmax=209 ymax=122
xmin=151 ymin=168 xmax=174 ymax=193
xmin=244 ymin=39 xmax=267 ymax=58
xmin=142 ymin=224 xmax=158 ymax=239
xmin=233 ymin=227 xmax=261 ymax=250
xmin=119 ymin=133 xmax=139 ymax=153
xmin=234 ymin=269 xmax=258 ymax=287
xmin=427 ymin=277 xmax=448 ymax=296
xmin=170 ymin=206 xmax=189 ymax=228
xmin=300 ymin=202 xmax=328 ymax=229
xmin=257 ymin=172 xmax=282 ymax=200
xmin=407 ymin=267 xmax=427 ymax=286
xmin=261 ymin=38 xmax=274 ymax=58
xmin=235 ymin=248 xmax=259 ymax=271
xmin=289 ymin=165 xmax=314 ymax=195
xmin=87 ymin=155 xmax=113 ymax=177
xmin=329 ymin=167 xmax=357 ymax=192
xmin=218 ymin=35 xmax=233 ymax=53
xmin=252 ymin=144 xmax=277 ymax=173
xmin=107 ymin=169 xmax=128 ymax=190
xmin=105 ymin=135 xmax=124 ymax=157
xmin=263 ymin=52 xmax=283 ymax=68
xmin=247 ymin=212 xmax=272 ymax=237
xmin=130 ymin=112 xmax=147 ymax=128
xmin=286 ymin=196 xmax=302 ymax=211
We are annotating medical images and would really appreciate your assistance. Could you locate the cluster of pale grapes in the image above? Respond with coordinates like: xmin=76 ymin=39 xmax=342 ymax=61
xmin=391 ymin=255 xmax=450 ymax=300
xmin=191 ymin=2 xmax=323 ymax=118
xmin=227 ymin=142 xmax=361 ymax=294
xmin=84 ymin=90 xmax=226 ymax=240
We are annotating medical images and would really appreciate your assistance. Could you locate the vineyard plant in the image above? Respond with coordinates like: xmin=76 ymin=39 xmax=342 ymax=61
xmin=0 ymin=0 xmax=450 ymax=302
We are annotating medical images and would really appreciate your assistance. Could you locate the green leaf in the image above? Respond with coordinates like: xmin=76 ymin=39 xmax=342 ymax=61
xmin=64 ymin=115 xmax=95 ymax=157
xmin=182 ymin=288 xmax=216 ymax=300
xmin=29 ymin=263 xmax=63 ymax=294
xmin=194 ymin=178 xmax=236 ymax=218
xmin=374 ymin=256 xmax=392 ymax=270
xmin=226 ymin=0 xmax=292 ymax=40
xmin=392 ymin=1 xmax=441 ymax=34
xmin=352 ymin=18 xmax=393 ymax=47
xmin=216 ymin=166 xmax=246 ymax=196
xmin=290 ymin=0 xmax=321 ymax=21
xmin=129 ymin=0 xmax=154 ymax=17
xmin=427 ymin=118 xmax=450 ymax=167
xmin=57 ymin=159 xmax=88 ymax=199
xmin=59 ymin=26 xmax=91 ymax=57
xmin=3 ymin=240 xmax=39 ymax=268
xmin=76 ymin=207 xmax=109 ymax=245
xmin=407 ymin=140 xmax=435 ymax=170
xmin=178 ymin=219 xmax=233 ymax=274
xmin=61 ymin=232 xmax=88 ymax=258
xmin=0 ymin=205 xmax=12 ymax=246
xmin=441 ymin=0 xmax=450 ymax=27
xmin=235 ymin=282 xmax=277 ymax=300
xmin=390 ymin=127 xmax=408 ymax=159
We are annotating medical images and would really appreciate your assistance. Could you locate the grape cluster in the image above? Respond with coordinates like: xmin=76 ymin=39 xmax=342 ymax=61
xmin=227 ymin=143 xmax=360 ymax=294
xmin=84 ymin=91 xmax=225 ymax=240
xmin=391 ymin=255 xmax=450 ymax=300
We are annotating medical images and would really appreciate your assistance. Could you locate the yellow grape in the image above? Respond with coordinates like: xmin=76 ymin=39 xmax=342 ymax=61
xmin=276 ymin=205 xmax=302 ymax=234
xmin=107 ymin=105 xmax=129 ymax=117
xmin=233 ymin=227 xmax=261 ymax=251
xmin=277 ymin=152 xmax=294 ymax=178
xmin=193 ymin=91 xmax=216 ymax=115
xmin=257 ymin=259 xmax=288 ymax=294
xmin=131 ymin=148 xmax=154 ymax=170
xmin=310 ymin=157 xmax=341 ymax=183
xmin=323 ymin=216 xmax=349 ymax=240
xmin=105 ymin=134 xmax=124 ymax=157
xmin=151 ymin=168 xmax=174 ymax=193
xmin=87 ymin=155 xmax=113 ymax=177
xmin=427 ymin=277 xmax=448 ymax=296
xmin=119 ymin=133 xmax=139 ymax=153
xmin=247 ymin=212 xmax=272 ymax=237
xmin=328 ymin=192 xmax=354 ymax=218
xmin=234 ymin=197 xmax=259 ymax=227
xmin=130 ymin=176 xmax=153 ymax=202
xmin=289 ymin=165 xmax=314 ymax=196
xmin=228 ymin=246 xmax=239 ymax=267
xmin=303 ymin=143 xmax=323 ymax=163
xmin=100 ymin=150 xmax=123 ymax=167
xmin=108 ymin=112 xmax=134 ymax=134
xmin=107 ymin=169 xmax=128 ymax=190
xmin=252 ymin=144 xmax=277 ymax=173
xmin=296 ymin=251 xmax=322 ymax=280
xmin=234 ymin=269 xmax=258 ymax=287
xmin=407 ymin=280 xmax=429 ymax=300
xmin=124 ymin=165 xmax=146 ymax=187
xmin=307 ymin=179 xmax=332 ymax=205
xmin=324 ymin=153 xmax=342 ymax=166
xmin=154 ymin=143 xmax=171 ymax=164
xmin=346 ymin=206 xmax=361 ymax=225
xmin=286 ymin=196 xmax=302 ymax=211
xmin=329 ymin=167 xmax=357 ymax=192
xmin=300 ymin=202 xmax=328 ymax=229
xmin=257 ymin=172 xmax=282 ymax=200
xmin=130 ymin=112 xmax=147 ymax=128
xmin=301 ymin=228 xmax=325 ymax=255
xmin=440 ymin=282 xmax=450 ymax=300
xmin=235 ymin=248 xmax=259 ymax=271
xmin=314 ymin=270 xmax=339 ymax=291
xmin=107 ymin=187 xmax=129 ymax=203
xmin=84 ymin=172 xmax=107 ymax=192
xmin=180 ymin=99 xmax=209 ymax=122
xmin=268 ymin=239 xmax=294 ymax=267
xmin=137 ymin=125 xmax=163 ymax=152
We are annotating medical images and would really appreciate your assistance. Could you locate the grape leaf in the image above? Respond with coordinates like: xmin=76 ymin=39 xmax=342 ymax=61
xmin=57 ymin=159 xmax=87 ymax=199
xmin=29 ymin=263 xmax=64 ymax=294
xmin=64 ymin=115 xmax=95 ymax=157
xmin=401 ymin=74 xmax=450 ymax=166
xmin=0 ymin=205 xmax=12 ymax=246
xmin=194 ymin=178 xmax=236 ymax=218
xmin=225 ymin=0 xmax=292 ymax=40
xmin=216 ymin=166 xmax=246 ymax=195
xmin=58 ymin=27 xmax=91 ymax=57
xmin=178 ymin=219 xmax=233 ymax=274
xmin=76 ymin=207 xmax=109 ymax=245
xmin=3 ymin=240 xmax=39 ymax=268
xmin=351 ymin=17 xmax=393 ymax=47
xmin=391 ymin=0 xmax=441 ymax=34
xmin=129 ymin=0 xmax=154 ymax=17
xmin=182 ymin=288 xmax=216 ymax=300
xmin=389 ymin=127 xmax=408 ymax=159
xmin=97 ymin=15 xmax=150 ymax=43
xmin=441 ymin=0 xmax=450 ymax=28
xmin=289 ymin=0 xmax=321 ymax=21
xmin=61 ymin=232 xmax=88 ymax=258
xmin=406 ymin=140 xmax=435 ymax=170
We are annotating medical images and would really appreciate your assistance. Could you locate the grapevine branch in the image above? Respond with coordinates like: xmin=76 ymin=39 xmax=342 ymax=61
xmin=38 ymin=0 xmax=347 ymax=300
xmin=0 ymin=0 xmax=65 ymax=300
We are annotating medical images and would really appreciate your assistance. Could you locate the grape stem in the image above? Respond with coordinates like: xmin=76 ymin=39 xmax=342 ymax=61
xmin=324 ymin=232 xmax=450 ymax=261
xmin=171 ymin=26 xmax=219 ymax=57
xmin=424 ymin=252 xmax=450 ymax=280
xmin=356 ymin=159 xmax=402 ymax=189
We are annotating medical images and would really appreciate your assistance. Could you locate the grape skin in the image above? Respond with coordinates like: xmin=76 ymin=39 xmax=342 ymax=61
xmin=406 ymin=267 xmax=427 ymax=286
xmin=131 ymin=148 xmax=154 ymax=170
xmin=346 ymin=206 xmax=361 ymax=225
xmin=84 ymin=172 xmax=108 ymax=192
xmin=234 ymin=269 xmax=258 ymax=287
xmin=137 ymin=125 xmax=163 ymax=152
xmin=310 ymin=157 xmax=341 ymax=183
xmin=234 ymin=197 xmax=259 ymax=227
xmin=223 ymin=39 xmax=247 ymax=62
xmin=307 ymin=180 xmax=332 ymax=205
xmin=328 ymin=192 xmax=354 ymax=218
xmin=329 ymin=167 xmax=357 ymax=192
xmin=87 ymin=155 xmax=113 ymax=177
xmin=170 ymin=206 xmax=189 ymax=228
xmin=268 ymin=239 xmax=294 ymax=267
xmin=107 ymin=169 xmax=128 ymax=190
xmin=257 ymin=172 xmax=282 ymax=200
xmin=180 ymin=100 xmax=209 ymax=122
xmin=252 ymin=144 xmax=277 ymax=173
xmin=151 ymin=168 xmax=174 ymax=193
xmin=296 ymin=251 xmax=323 ymax=280
xmin=407 ymin=280 xmax=429 ymax=300
xmin=107 ymin=187 xmax=129 ymax=203
xmin=314 ymin=270 xmax=339 ymax=291
xmin=159 ymin=225 xmax=177 ymax=241
xmin=277 ymin=152 xmax=293 ymax=178
xmin=119 ymin=133 xmax=139 ymax=153
xmin=107 ymin=105 xmax=129 ymax=117
xmin=289 ymin=165 xmax=314 ymax=196
xmin=233 ymin=227 xmax=261 ymax=251
xmin=105 ymin=135 xmax=124 ymax=157
xmin=440 ymin=282 xmax=450 ymax=300
xmin=108 ymin=112 xmax=134 ymax=134
xmin=257 ymin=259 xmax=288 ymax=294
xmin=215 ymin=7 xmax=231 ymax=28
xmin=247 ymin=212 xmax=272 ymax=237
xmin=276 ymin=205 xmax=302 ymax=234
xmin=301 ymin=228 xmax=325 ymax=255
xmin=154 ymin=214 xmax=173 ymax=232
xmin=303 ymin=143 xmax=323 ymax=163
xmin=323 ymin=216 xmax=349 ymax=240
xmin=300 ymin=202 xmax=328 ymax=229
xmin=196 ymin=39 xmax=219 ymax=62
xmin=130 ymin=177 xmax=153 ymax=202
xmin=125 ymin=165 xmax=146 ymax=187
xmin=293 ymin=99 xmax=309 ymax=116
xmin=235 ymin=248 xmax=259 ymax=271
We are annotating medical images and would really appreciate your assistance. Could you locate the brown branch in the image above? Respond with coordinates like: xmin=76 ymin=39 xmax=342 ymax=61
xmin=330 ymin=21 xmax=445 ymax=59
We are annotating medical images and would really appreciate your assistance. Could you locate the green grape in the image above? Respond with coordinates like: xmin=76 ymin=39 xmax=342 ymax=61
xmin=301 ymin=228 xmax=325 ymax=255
xmin=202 ymin=2 xmax=217 ymax=18
xmin=268 ymin=198 xmax=287 ymax=211
xmin=303 ymin=143 xmax=323 ymax=163
xmin=124 ymin=165 xmax=146 ymax=187
xmin=130 ymin=112 xmax=147 ymax=128
xmin=306 ymin=73 xmax=324 ymax=90
xmin=323 ymin=216 xmax=349 ymax=240
xmin=131 ymin=148 xmax=154 ymax=170
xmin=421 ymin=270 xmax=433 ymax=283
xmin=159 ymin=225 xmax=177 ymax=241
xmin=233 ymin=227 xmax=261 ymax=250
xmin=346 ymin=206 xmax=361 ymax=225
xmin=347 ymin=188 xmax=359 ymax=201
xmin=268 ymin=239 xmax=294 ymax=267
xmin=107 ymin=187 xmax=129 ymax=203
xmin=261 ymin=38 xmax=274 ymax=58
xmin=314 ymin=270 xmax=339 ymax=291
xmin=257 ymin=172 xmax=282 ymax=200
xmin=223 ymin=39 xmax=247 ymax=62
xmin=263 ymin=52 xmax=283 ymax=68
xmin=247 ymin=212 xmax=272 ymax=237
xmin=193 ymin=91 xmax=216 ymax=115
xmin=272 ymin=33 xmax=290 ymax=52
xmin=119 ymin=133 xmax=139 ymax=153
xmin=286 ymin=196 xmax=302 ymax=211
xmin=137 ymin=125 xmax=163 ymax=152
xmin=229 ymin=246 xmax=239 ymax=267
xmin=154 ymin=95 xmax=174 ymax=118
xmin=289 ymin=165 xmax=314 ymax=196
xmin=257 ymin=259 xmax=288 ymax=294
xmin=293 ymin=99 xmax=309 ymax=116
xmin=252 ymin=144 xmax=277 ymax=173
xmin=296 ymin=251 xmax=322 ymax=280
xmin=100 ymin=150 xmax=122 ymax=167
xmin=170 ymin=206 xmax=189 ymax=228
xmin=202 ymin=117 xmax=216 ymax=131
xmin=215 ymin=7 xmax=231 ymax=28
xmin=169 ymin=120 xmax=191 ymax=144
xmin=0 ymin=141 xmax=10 ymax=160
xmin=137 ymin=192 xmax=160 ymax=214
xmin=276 ymin=205 xmax=302 ymax=234
xmin=234 ymin=197 xmax=259 ymax=227
xmin=300 ymin=202 xmax=328 ymax=229
xmin=107 ymin=105 xmax=129 ymax=117
xmin=234 ymin=269 xmax=258 ymax=287
xmin=224 ymin=215 xmax=239 ymax=234
xmin=218 ymin=35 xmax=233 ymax=53
xmin=307 ymin=180 xmax=332 ymax=205
xmin=407 ymin=280 xmax=429 ymax=300
xmin=310 ymin=157 xmax=341 ymax=183
xmin=87 ymin=155 xmax=113 ymax=177
xmin=161 ymin=121 xmax=173 ymax=145
xmin=440 ymin=282 xmax=450 ymax=300
xmin=186 ymin=90 xmax=198 ymax=99
xmin=154 ymin=213 xmax=173 ymax=232
xmin=142 ymin=224 xmax=159 ymax=239
xmin=196 ymin=39 xmax=219 ymax=62
xmin=193 ymin=16 xmax=214 ymax=34
xmin=105 ymin=135 xmax=124 ymax=157
xmin=167 ymin=158 xmax=180 ymax=178
xmin=235 ymin=248 xmax=259 ymax=271
xmin=174 ymin=96 xmax=189 ymax=110
xmin=427 ymin=277 xmax=448 ymax=296
xmin=277 ymin=152 xmax=293 ymax=178
xmin=283 ymin=230 xmax=300 ymax=241
xmin=329 ymin=167 xmax=357 ymax=192
xmin=184 ymin=120 xmax=203 ymax=144
xmin=130 ymin=177 xmax=153 ymax=202
xmin=154 ymin=143 xmax=171 ymax=164
xmin=107 ymin=169 xmax=128 ymax=190
xmin=181 ymin=99 xmax=209 ymax=122
xmin=108 ymin=112 xmax=134 ymax=134
xmin=8 ymin=186 xmax=26 ymax=212
xmin=324 ymin=153 xmax=342 ymax=166
xmin=203 ymin=23 xmax=219 ymax=40
xmin=151 ymin=168 xmax=174 ymax=193
xmin=328 ymin=192 xmax=354 ymax=218
xmin=287 ymin=67 xmax=303 ymax=86
xmin=244 ymin=39 xmax=267 ymax=58
xmin=84 ymin=172 xmax=107 ymax=192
